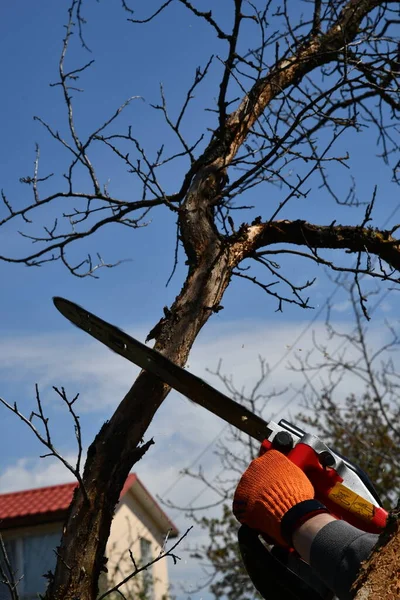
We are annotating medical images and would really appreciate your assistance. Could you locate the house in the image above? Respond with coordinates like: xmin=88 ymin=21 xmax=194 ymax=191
xmin=0 ymin=474 xmax=179 ymax=600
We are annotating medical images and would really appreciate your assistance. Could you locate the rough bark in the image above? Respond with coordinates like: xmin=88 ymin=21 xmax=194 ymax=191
xmin=242 ymin=220 xmax=400 ymax=271
xmin=198 ymin=0 xmax=396 ymax=169
xmin=45 ymin=171 xmax=239 ymax=600
xmin=352 ymin=510 xmax=400 ymax=599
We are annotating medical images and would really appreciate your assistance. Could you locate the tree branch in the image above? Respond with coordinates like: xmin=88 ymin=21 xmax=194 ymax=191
xmin=232 ymin=219 xmax=400 ymax=274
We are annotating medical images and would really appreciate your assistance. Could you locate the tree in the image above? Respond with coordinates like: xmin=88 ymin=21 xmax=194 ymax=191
xmin=293 ymin=285 xmax=400 ymax=598
xmin=1 ymin=1 xmax=400 ymax=599
xmin=180 ymin=286 xmax=400 ymax=599
xmin=182 ymin=361 xmax=279 ymax=600
xmin=293 ymin=286 xmax=400 ymax=510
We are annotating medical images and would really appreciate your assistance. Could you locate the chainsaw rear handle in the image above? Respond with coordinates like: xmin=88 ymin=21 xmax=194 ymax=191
xmin=238 ymin=525 xmax=334 ymax=600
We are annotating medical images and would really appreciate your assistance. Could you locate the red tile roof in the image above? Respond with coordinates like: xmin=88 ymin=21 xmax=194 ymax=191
xmin=0 ymin=474 xmax=137 ymax=526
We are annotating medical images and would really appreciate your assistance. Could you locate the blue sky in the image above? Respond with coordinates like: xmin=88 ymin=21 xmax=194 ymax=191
xmin=1 ymin=1 xmax=399 ymax=598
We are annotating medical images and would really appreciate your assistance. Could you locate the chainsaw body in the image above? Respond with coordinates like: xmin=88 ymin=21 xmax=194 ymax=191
xmin=238 ymin=418 xmax=387 ymax=600
xmin=261 ymin=418 xmax=387 ymax=532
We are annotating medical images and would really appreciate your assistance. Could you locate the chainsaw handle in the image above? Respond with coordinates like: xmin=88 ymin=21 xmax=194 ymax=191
xmin=260 ymin=439 xmax=388 ymax=534
xmin=287 ymin=443 xmax=387 ymax=533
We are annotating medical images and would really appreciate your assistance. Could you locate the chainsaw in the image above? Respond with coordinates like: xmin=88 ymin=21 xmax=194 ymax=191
xmin=53 ymin=297 xmax=388 ymax=600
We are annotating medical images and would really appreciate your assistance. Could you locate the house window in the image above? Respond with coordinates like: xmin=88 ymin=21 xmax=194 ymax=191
xmin=0 ymin=531 xmax=61 ymax=600
xmin=139 ymin=538 xmax=153 ymax=599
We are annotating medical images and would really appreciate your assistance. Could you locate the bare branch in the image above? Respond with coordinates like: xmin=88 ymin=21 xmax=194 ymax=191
xmin=0 ymin=386 xmax=88 ymax=502
xmin=233 ymin=219 xmax=400 ymax=274
xmin=177 ymin=1 xmax=230 ymax=40
xmin=0 ymin=534 xmax=22 ymax=600
xmin=127 ymin=0 xmax=174 ymax=24
xmin=98 ymin=527 xmax=193 ymax=600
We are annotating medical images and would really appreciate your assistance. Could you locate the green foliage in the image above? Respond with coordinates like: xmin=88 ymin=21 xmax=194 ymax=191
xmin=191 ymin=290 xmax=400 ymax=599
xmin=195 ymin=386 xmax=400 ymax=600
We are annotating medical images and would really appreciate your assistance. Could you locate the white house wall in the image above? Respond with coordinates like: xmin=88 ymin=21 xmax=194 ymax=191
xmin=0 ymin=486 xmax=175 ymax=600
xmin=107 ymin=491 xmax=170 ymax=600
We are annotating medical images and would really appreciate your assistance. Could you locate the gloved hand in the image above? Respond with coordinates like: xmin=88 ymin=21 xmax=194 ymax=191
xmin=233 ymin=449 xmax=328 ymax=547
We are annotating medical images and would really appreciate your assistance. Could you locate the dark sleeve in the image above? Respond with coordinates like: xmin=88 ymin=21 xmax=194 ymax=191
xmin=309 ymin=520 xmax=378 ymax=600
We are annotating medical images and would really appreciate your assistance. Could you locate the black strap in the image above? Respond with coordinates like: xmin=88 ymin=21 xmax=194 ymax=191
xmin=281 ymin=499 xmax=329 ymax=546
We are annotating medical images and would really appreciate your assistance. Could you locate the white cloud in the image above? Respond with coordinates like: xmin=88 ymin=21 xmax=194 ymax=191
xmin=1 ymin=315 xmax=398 ymax=600
xmin=0 ymin=455 xmax=77 ymax=493
xmin=331 ymin=300 xmax=351 ymax=313
xmin=0 ymin=330 xmax=142 ymax=412
xmin=379 ymin=300 xmax=392 ymax=313
xmin=1 ymin=316 xmax=396 ymax=486
xmin=2 ymin=315 xmax=390 ymax=414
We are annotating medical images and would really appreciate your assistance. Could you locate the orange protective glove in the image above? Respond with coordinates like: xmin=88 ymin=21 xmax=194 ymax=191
xmin=232 ymin=450 xmax=316 ymax=546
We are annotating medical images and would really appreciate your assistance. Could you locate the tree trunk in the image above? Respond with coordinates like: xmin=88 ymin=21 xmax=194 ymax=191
xmin=45 ymin=171 xmax=238 ymax=600
xmin=352 ymin=510 xmax=400 ymax=599
xmin=43 ymin=1 xmax=400 ymax=597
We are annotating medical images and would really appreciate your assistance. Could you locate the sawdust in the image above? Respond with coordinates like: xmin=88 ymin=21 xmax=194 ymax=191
xmin=352 ymin=517 xmax=400 ymax=599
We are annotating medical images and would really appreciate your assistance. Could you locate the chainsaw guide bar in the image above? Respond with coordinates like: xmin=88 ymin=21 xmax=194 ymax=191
xmin=53 ymin=297 xmax=273 ymax=442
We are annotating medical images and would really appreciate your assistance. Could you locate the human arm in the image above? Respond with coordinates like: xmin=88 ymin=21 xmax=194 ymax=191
xmin=292 ymin=512 xmax=336 ymax=563
xmin=305 ymin=518 xmax=378 ymax=599
xmin=233 ymin=450 xmax=379 ymax=600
